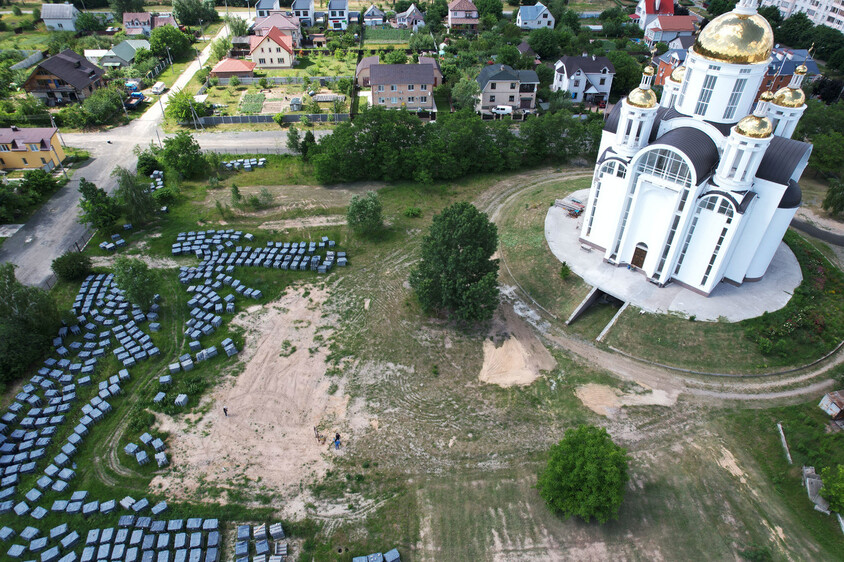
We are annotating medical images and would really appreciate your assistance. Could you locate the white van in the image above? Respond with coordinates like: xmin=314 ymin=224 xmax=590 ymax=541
xmin=491 ymin=105 xmax=513 ymax=115
xmin=151 ymin=82 xmax=166 ymax=95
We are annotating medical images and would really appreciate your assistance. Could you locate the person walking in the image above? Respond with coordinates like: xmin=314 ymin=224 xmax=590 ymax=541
xmin=334 ymin=433 xmax=341 ymax=450
xmin=223 ymin=407 xmax=228 ymax=417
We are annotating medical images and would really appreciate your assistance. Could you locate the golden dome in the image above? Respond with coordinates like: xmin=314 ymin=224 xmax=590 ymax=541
xmin=795 ymin=64 xmax=807 ymax=75
xmin=693 ymin=12 xmax=773 ymax=64
xmin=668 ymin=66 xmax=686 ymax=83
xmin=772 ymin=86 xmax=805 ymax=108
xmin=643 ymin=65 xmax=655 ymax=76
xmin=760 ymin=90 xmax=774 ymax=102
xmin=627 ymin=88 xmax=657 ymax=108
xmin=735 ymin=114 xmax=773 ymax=138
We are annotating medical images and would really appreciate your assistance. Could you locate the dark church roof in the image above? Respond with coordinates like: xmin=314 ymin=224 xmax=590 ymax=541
xmin=652 ymin=127 xmax=720 ymax=184
xmin=757 ymin=135 xmax=812 ymax=186
xmin=779 ymin=179 xmax=802 ymax=209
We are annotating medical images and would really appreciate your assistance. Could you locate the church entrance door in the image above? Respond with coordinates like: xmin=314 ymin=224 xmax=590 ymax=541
xmin=631 ymin=244 xmax=647 ymax=268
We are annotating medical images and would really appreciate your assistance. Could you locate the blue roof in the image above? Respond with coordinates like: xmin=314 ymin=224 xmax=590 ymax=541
xmin=769 ymin=49 xmax=819 ymax=76
xmin=255 ymin=0 xmax=278 ymax=9
xmin=518 ymin=2 xmax=548 ymax=20
xmin=658 ymin=49 xmax=686 ymax=65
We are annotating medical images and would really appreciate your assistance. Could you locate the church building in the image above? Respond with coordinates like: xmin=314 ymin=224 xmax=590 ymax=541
xmin=578 ymin=0 xmax=812 ymax=296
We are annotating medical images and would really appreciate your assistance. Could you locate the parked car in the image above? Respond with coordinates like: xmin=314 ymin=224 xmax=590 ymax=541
xmin=151 ymin=82 xmax=166 ymax=95
xmin=598 ymin=99 xmax=607 ymax=109
xmin=491 ymin=105 xmax=513 ymax=115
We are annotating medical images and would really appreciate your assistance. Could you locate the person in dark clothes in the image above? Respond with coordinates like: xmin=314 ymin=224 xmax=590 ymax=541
xmin=223 ymin=407 xmax=228 ymax=417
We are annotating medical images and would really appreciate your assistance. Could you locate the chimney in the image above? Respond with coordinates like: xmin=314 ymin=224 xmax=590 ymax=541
xmin=10 ymin=126 xmax=19 ymax=131
xmin=592 ymin=54 xmax=596 ymax=60
xmin=74 ymin=60 xmax=81 ymax=68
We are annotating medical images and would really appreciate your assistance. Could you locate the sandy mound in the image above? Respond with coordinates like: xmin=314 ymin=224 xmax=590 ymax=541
xmin=575 ymin=383 xmax=678 ymax=418
xmin=479 ymin=304 xmax=556 ymax=388
xmin=259 ymin=215 xmax=347 ymax=230
xmin=151 ymin=286 xmax=351 ymax=501
xmin=91 ymin=255 xmax=180 ymax=269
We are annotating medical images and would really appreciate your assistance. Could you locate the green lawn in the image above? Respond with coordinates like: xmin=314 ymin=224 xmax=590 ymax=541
xmin=261 ymin=54 xmax=356 ymax=77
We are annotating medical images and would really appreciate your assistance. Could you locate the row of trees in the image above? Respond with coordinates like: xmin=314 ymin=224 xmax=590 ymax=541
xmin=304 ymin=107 xmax=602 ymax=185
xmin=0 ymin=170 xmax=60 ymax=224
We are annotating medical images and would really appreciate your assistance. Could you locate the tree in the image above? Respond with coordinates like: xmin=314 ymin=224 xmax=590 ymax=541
xmin=497 ymin=45 xmax=520 ymax=68
xmin=809 ymin=132 xmax=844 ymax=176
xmin=777 ymin=11 xmax=812 ymax=46
xmin=136 ymin=149 xmax=161 ymax=176
xmin=383 ymin=50 xmax=408 ymax=64
xmin=82 ymin=86 xmax=124 ymax=125
xmin=150 ymin=25 xmax=192 ymax=59
xmin=528 ymin=27 xmax=560 ymax=60
xmin=286 ymin=126 xmax=301 ymax=153
xmin=51 ymin=252 xmax=93 ymax=282
xmin=113 ymin=257 xmax=158 ymax=310
xmin=410 ymin=202 xmax=499 ymax=322
xmin=409 ymin=32 xmax=436 ymax=52
xmin=166 ymin=89 xmax=209 ymax=123
xmin=226 ymin=16 xmax=250 ymax=36
xmin=113 ymin=166 xmax=157 ymax=224
xmin=707 ymin=0 xmax=736 ymax=17
xmin=229 ymin=75 xmax=241 ymax=88
xmin=475 ymin=0 xmax=503 ymax=19
xmin=78 ymin=178 xmax=120 ymax=230
xmin=110 ymin=0 xmax=144 ymax=19
xmin=0 ymin=263 xmax=61 ymax=384
xmin=758 ymin=5 xmax=783 ymax=30
xmin=301 ymin=130 xmax=316 ymax=161
xmin=821 ymin=465 xmax=844 ymax=513
xmin=347 ymin=191 xmax=383 ymax=235
xmin=19 ymin=169 xmax=58 ymax=200
xmin=173 ymin=0 xmax=219 ymax=26
xmin=451 ymin=77 xmax=480 ymax=110
xmin=210 ymin=37 xmax=232 ymax=62
xmin=161 ymin=131 xmax=205 ymax=179
xmin=608 ymin=51 xmax=642 ymax=97
xmin=823 ymin=178 xmax=844 ymax=216
xmin=76 ymin=12 xmax=106 ymax=32
xmin=537 ymin=425 xmax=629 ymax=524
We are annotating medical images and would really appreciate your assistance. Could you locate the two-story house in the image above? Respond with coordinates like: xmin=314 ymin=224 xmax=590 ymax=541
xmin=255 ymin=0 xmax=280 ymax=18
xmin=632 ymin=0 xmax=673 ymax=30
xmin=363 ymin=5 xmax=385 ymax=26
xmin=328 ymin=0 xmax=349 ymax=30
xmin=23 ymin=49 xmax=105 ymax=105
xmin=370 ymin=64 xmax=436 ymax=116
xmin=396 ymin=3 xmax=425 ymax=30
xmin=551 ymin=55 xmax=614 ymax=104
xmin=756 ymin=47 xmax=819 ymax=101
xmin=475 ymin=64 xmax=538 ymax=115
xmin=122 ymin=12 xmax=178 ymax=37
xmin=654 ymin=48 xmax=685 ymax=86
xmin=357 ymin=54 xmax=442 ymax=87
xmin=516 ymin=2 xmax=554 ymax=30
xmin=249 ymin=27 xmax=295 ymax=68
xmin=41 ymin=3 xmax=80 ymax=31
xmin=253 ymin=12 xmax=302 ymax=47
xmin=447 ymin=0 xmax=478 ymax=31
xmin=0 ymin=126 xmax=66 ymax=172
xmin=99 ymin=39 xmax=150 ymax=68
xmin=292 ymin=0 xmax=315 ymax=26
xmin=643 ymin=15 xmax=696 ymax=47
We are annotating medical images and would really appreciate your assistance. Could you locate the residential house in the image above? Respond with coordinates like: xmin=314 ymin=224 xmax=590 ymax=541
xmin=41 ymin=3 xmax=80 ymax=31
xmin=760 ymin=0 xmax=844 ymax=33
xmin=210 ymin=57 xmax=257 ymax=79
xmin=756 ymin=47 xmax=819 ymax=101
xmin=328 ymin=0 xmax=349 ymax=30
xmin=357 ymin=54 xmax=442 ymax=87
xmin=122 ymin=12 xmax=178 ymax=37
xmin=820 ymin=391 xmax=844 ymax=420
xmin=667 ymin=35 xmax=694 ymax=50
xmin=363 ymin=5 xmax=385 ymax=26
xmin=396 ymin=3 xmax=425 ymax=30
xmin=644 ymin=15 xmax=696 ymax=47
xmin=516 ymin=2 xmax=554 ymax=30
xmin=292 ymin=0 xmax=315 ymax=26
xmin=654 ymin=49 xmax=685 ymax=86
xmin=632 ymin=0 xmax=673 ymax=30
xmin=0 ymin=126 xmax=65 ymax=172
xmin=99 ymin=39 xmax=150 ymax=68
xmin=255 ymin=0 xmax=280 ymax=18
xmin=249 ymin=27 xmax=295 ymax=68
xmin=370 ymin=63 xmax=436 ymax=115
xmin=475 ymin=64 xmax=539 ymax=115
xmin=551 ymin=55 xmax=614 ymax=104
xmin=253 ymin=12 xmax=302 ymax=48
xmin=23 ymin=49 xmax=105 ymax=105
xmin=418 ymin=56 xmax=443 ymax=87
xmin=83 ymin=49 xmax=109 ymax=66
xmin=447 ymin=0 xmax=478 ymax=31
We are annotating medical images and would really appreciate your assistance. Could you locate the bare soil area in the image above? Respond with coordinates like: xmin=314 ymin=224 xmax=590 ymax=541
xmin=795 ymin=207 xmax=844 ymax=235
xmin=151 ymin=286 xmax=358 ymax=501
xmin=479 ymin=303 xmax=556 ymax=388
xmin=91 ymin=255 xmax=180 ymax=269
xmin=574 ymin=383 xmax=678 ymax=418
xmin=259 ymin=215 xmax=347 ymax=231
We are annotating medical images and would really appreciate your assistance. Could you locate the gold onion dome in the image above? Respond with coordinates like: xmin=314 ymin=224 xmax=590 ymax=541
xmin=627 ymin=87 xmax=657 ymax=108
xmin=669 ymin=66 xmax=686 ymax=83
xmin=773 ymin=86 xmax=805 ymax=108
xmin=693 ymin=12 xmax=774 ymax=64
xmin=795 ymin=64 xmax=807 ymax=75
xmin=643 ymin=65 xmax=655 ymax=76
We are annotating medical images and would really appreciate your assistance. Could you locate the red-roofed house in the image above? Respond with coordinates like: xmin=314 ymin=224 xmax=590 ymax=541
xmin=122 ymin=12 xmax=178 ymax=36
xmin=447 ymin=0 xmax=478 ymax=31
xmin=253 ymin=11 xmax=302 ymax=47
xmin=632 ymin=0 xmax=673 ymax=30
xmin=249 ymin=27 xmax=295 ymax=68
xmin=644 ymin=15 xmax=696 ymax=46
xmin=210 ymin=58 xmax=258 ymax=79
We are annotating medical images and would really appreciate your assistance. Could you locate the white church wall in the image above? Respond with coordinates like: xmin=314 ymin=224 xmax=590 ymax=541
xmin=672 ymin=200 xmax=733 ymax=290
xmin=617 ymin=181 xmax=677 ymax=275
xmin=747 ymin=206 xmax=796 ymax=279
xmin=583 ymin=165 xmax=628 ymax=251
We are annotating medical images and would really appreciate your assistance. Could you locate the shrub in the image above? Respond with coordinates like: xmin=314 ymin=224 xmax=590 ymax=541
xmin=208 ymin=76 xmax=219 ymax=87
xmin=347 ymin=191 xmax=383 ymax=235
xmin=560 ymin=261 xmax=571 ymax=280
xmin=51 ymin=252 xmax=92 ymax=282
xmin=136 ymin=150 xmax=160 ymax=177
xmin=229 ymin=75 xmax=240 ymax=88
xmin=403 ymin=206 xmax=422 ymax=218
xmin=152 ymin=185 xmax=178 ymax=205
xmin=258 ymin=77 xmax=269 ymax=89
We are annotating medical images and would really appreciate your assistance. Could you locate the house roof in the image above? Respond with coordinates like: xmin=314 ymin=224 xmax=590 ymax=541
xmin=250 ymin=27 xmax=294 ymax=54
xmin=518 ymin=2 xmax=548 ymax=21
xmin=211 ymin=57 xmax=257 ymax=73
xmin=756 ymin=135 xmax=812 ymax=186
xmin=517 ymin=40 xmax=535 ymax=56
xmin=41 ymin=3 xmax=79 ymax=20
xmin=641 ymin=0 xmax=674 ymax=16
xmin=255 ymin=0 xmax=279 ymax=10
xmin=397 ymin=3 xmax=424 ymax=18
xmin=418 ymin=56 xmax=441 ymax=75
xmin=328 ymin=0 xmax=347 ymax=10
xmin=123 ymin=12 xmax=151 ymax=25
xmin=448 ymin=0 xmax=477 ymax=10
xmin=364 ymin=5 xmax=385 ymax=17
xmin=669 ymin=35 xmax=694 ymax=49
xmin=476 ymin=64 xmax=537 ymax=90
xmin=152 ymin=14 xmax=177 ymax=28
xmin=292 ymin=0 xmax=313 ymax=9
xmin=658 ymin=49 xmax=686 ymax=65
xmin=651 ymin=15 xmax=695 ymax=32
xmin=356 ymin=54 xmax=379 ymax=76
xmin=34 ymin=49 xmax=104 ymax=90
xmin=0 ymin=127 xmax=57 ymax=151
xmin=107 ymin=39 xmax=149 ymax=63
xmin=254 ymin=12 xmax=300 ymax=31
xmin=769 ymin=48 xmax=819 ymax=76
xmin=370 ymin=63 xmax=435 ymax=86
xmin=652 ymin=127 xmax=719 ymax=183
xmin=555 ymin=55 xmax=615 ymax=77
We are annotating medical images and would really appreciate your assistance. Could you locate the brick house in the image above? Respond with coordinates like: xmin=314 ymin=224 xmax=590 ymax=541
xmin=249 ymin=27 xmax=295 ymax=68
xmin=475 ymin=64 xmax=538 ymax=115
xmin=370 ymin=64 xmax=436 ymax=115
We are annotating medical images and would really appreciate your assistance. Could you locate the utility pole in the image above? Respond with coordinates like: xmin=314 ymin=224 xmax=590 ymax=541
xmin=51 ymin=145 xmax=67 ymax=180
xmin=49 ymin=113 xmax=66 ymax=147
xmin=155 ymin=129 xmax=163 ymax=148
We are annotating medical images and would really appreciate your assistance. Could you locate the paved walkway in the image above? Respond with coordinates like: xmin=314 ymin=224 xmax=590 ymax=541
xmin=544 ymin=189 xmax=803 ymax=322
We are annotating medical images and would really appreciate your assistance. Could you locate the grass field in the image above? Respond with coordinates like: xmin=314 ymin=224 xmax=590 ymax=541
xmin=261 ymin=55 xmax=356 ymax=78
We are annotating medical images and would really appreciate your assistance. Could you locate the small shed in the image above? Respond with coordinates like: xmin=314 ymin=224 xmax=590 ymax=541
xmin=819 ymin=391 xmax=844 ymax=420
xmin=290 ymin=97 xmax=302 ymax=110
xmin=311 ymin=33 xmax=327 ymax=47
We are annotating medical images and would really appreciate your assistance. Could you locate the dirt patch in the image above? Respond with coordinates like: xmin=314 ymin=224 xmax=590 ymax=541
xmin=575 ymin=383 xmax=678 ymax=418
xmin=795 ymin=207 xmax=844 ymax=235
xmin=259 ymin=215 xmax=347 ymax=231
xmin=716 ymin=445 xmax=747 ymax=484
xmin=151 ymin=286 xmax=360 ymax=501
xmin=91 ymin=255 xmax=180 ymax=269
xmin=479 ymin=303 xmax=556 ymax=388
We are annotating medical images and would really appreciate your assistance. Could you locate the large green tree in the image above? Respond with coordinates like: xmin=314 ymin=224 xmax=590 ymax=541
xmin=161 ymin=131 xmax=206 ymax=179
xmin=110 ymin=0 xmax=144 ymax=19
xmin=409 ymin=202 xmax=499 ymax=322
xmin=475 ymin=0 xmax=503 ymax=19
xmin=173 ymin=0 xmax=219 ymax=26
xmin=538 ymin=425 xmax=630 ymax=524
xmin=82 ymin=86 xmax=124 ymax=125
xmin=19 ymin=169 xmax=58 ymax=201
xmin=821 ymin=465 xmax=844 ymax=512
xmin=608 ymin=50 xmax=642 ymax=97
xmin=527 ymin=27 xmax=560 ymax=60
xmin=113 ymin=257 xmax=158 ymax=310
xmin=822 ymin=178 xmax=844 ymax=216
xmin=150 ymin=25 xmax=192 ymax=58
xmin=225 ymin=15 xmax=249 ymax=36
xmin=78 ymin=178 xmax=120 ymax=230
xmin=809 ymin=131 xmax=844 ymax=176
xmin=0 ymin=263 xmax=61 ymax=383
xmin=75 ymin=12 xmax=106 ymax=32
xmin=346 ymin=191 xmax=383 ymax=235
xmin=451 ymin=77 xmax=480 ymax=110
xmin=113 ymin=166 xmax=157 ymax=224
xmin=165 ymin=89 xmax=210 ymax=123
